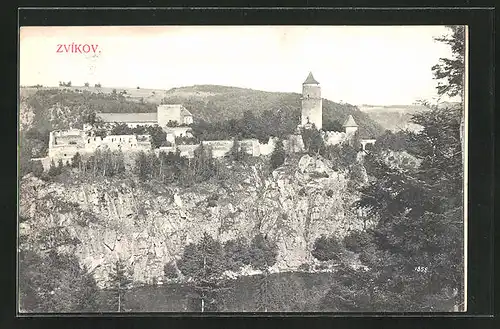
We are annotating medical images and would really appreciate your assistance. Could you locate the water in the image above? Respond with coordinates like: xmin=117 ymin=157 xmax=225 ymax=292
xmin=101 ymin=271 xmax=337 ymax=312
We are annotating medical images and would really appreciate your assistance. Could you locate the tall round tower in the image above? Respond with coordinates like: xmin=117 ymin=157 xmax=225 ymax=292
xmin=301 ymin=72 xmax=322 ymax=130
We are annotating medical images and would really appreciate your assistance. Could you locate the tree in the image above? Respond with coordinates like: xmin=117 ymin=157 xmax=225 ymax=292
xmin=19 ymin=250 xmax=100 ymax=313
xmin=108 ymin=259 xmax=133 ymax=312
xmin=432 ymin=26 xmax=465 ymax=172
xmin=432 ymin=26 xmax=465 ymax=100
xmin=31 ymin=160 xmax=44 ymax=178
xmin=84 ymin=82 xmax=89 ymax=87
xmin=224 ymin=237 xmax=251 ymax=272
xmin=48 ymin=159 xmax=59 ymax=177
xmin=134 ymin=151 xmax=150 ymax=181
xmin=301 ymin=125 xmax=326 ymax=156
xmin=177 ymin=233 xmax=228 ymax=312
xmin=311 ymin=235 xmax=342 ymax=262
xmin=248 ymin=234 xmax=278 ymax=312
xmin=248 ymin=234 xmax=278 ymax=271
xmin=343 ymin=105 xmax=464 ymax=311
xmin=71 ymin=152 xmax=82 ymax=168
xmin=269 ymin=138 xmax=285 ymax=170
xmin=323 ymin=119 xmax=343 ymax=132
xmin=57 ymin=159 xmax=64 ymax=174
xmin=110 ymin=123 xmax=133 ymax=135
xmin=343 ymin=230 xmax=373 ymax=253
xmin=229 ymin=137 xmax=246 ymax=162
xmin=164 ymin=262 xmax=179 ymax=280
xmin=145 ymin=125 xmax=167 ymax=149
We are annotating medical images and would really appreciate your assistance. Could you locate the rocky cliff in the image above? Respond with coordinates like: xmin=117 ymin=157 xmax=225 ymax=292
xmin=19 ymin=154 xmax=366 ymax=287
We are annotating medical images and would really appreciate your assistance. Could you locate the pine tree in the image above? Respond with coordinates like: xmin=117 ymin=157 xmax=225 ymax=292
xmin=248 ymin=234 xmax=278 ymax=312
xmin=321 ymin=106 xmax=464 ymax=312
xmin=48 ymin=159 xmax=58 ymax=176
xmin=270 ymin=138 xmax=286 ymax=170
xmin=108 ymin=259 xmax=133 ymax=312
xmin=177 ymin=233 xmax=229 ymax=312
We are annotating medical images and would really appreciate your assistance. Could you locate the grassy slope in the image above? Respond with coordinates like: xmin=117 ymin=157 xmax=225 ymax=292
xmin=20 ymin=85 xmax=385 ymax=138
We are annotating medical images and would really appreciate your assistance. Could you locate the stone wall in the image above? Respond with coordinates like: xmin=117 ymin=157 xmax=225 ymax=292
xmin=46 ymin=129 xmax=152 ymax=168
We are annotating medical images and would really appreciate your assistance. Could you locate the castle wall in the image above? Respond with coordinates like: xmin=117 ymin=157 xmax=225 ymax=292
xmin=323 ymin=131 xmax=347 ymax=146
xmin=46 ymin=129 xmax=152 ymax=167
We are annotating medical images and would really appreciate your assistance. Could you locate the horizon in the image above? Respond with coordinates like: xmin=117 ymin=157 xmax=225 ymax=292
xmin=20 ymin=83 xmax=446 ymax=108
xmin=20 ymin=26 xmax=461 ymax=106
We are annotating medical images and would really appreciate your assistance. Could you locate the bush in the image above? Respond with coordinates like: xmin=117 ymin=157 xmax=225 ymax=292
xmin=31 ymin=160 xmax=44 ymax=178
xmin=164 ymin=262 xmax=178 ymax=280
xmin=311 ymin=235 xmax=342 ymax=261
xmin=248 ymin=234 xmax=278 ymax=270
xmin=298 ymin=263 xmax=310 ymax=271
xmin=343 ymin=230 xmax=372 ymax=253
xmin=224 ymin=237 xmax=251 ymax=271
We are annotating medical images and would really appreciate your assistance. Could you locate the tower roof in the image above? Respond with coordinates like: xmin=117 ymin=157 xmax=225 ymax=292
xmin=343 ymin=115 xmax=358 ymax=127
xmin=303 ymin=72 xmax=319 ymax=85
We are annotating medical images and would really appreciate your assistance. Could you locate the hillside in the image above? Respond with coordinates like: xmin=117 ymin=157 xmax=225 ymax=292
xmin=19 ymin=154 xmax=365 ymax=286
xmin=163 ymin=85 xmax=384 ymax=138
xmin=20 ymin=85 xmax=384 ymax=138
xmin=357 ymin=104 xmax=430 ymax=132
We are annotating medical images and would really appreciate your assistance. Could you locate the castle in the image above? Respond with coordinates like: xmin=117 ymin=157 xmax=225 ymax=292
xmin=34 ymin=73 xmax=375 ymax=169
xmin=300 ymin=72 xmax=323 ymax=130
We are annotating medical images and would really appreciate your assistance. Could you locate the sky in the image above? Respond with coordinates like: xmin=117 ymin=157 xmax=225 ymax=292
xmin=19 ymin=25 xmax=459 ymax=106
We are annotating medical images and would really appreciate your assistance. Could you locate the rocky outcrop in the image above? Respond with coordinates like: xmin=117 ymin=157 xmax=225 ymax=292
xmin=19 ymin=155 xmax=364 ymax=287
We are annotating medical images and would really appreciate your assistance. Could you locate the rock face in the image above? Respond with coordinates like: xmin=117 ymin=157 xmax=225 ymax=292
xmin=19 ymin=155 xmax=364 ymax=287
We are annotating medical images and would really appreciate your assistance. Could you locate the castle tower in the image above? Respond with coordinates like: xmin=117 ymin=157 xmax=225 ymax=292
xmin=343 ymin=114 xmax=358 ymax=136
xmin=301 ymin=72 xmax=322 ymax=130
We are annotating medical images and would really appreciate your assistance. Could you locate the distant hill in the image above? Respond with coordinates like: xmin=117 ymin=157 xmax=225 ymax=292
xmin=358 ymin=104 xmax=431 ymax=132
xmin=19 ymin=85 xmax=385 ymax=138
xmin=161 ymin=85 xmax=384 ymax=138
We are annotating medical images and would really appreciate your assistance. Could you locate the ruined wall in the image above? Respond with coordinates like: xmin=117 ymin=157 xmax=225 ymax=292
xmin=323 ymin=131 xmax=347 ymax=146
xmin=46 ymin=129 xmax=152 ymax=169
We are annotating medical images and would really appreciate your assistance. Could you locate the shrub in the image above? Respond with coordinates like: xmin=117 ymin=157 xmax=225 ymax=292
xmin=164 ymin=262 xmax=178 ymax=280
xmin=206 ymin=194 xmax=219 ymax=208
xmin=325 ymin=189 xmax=334 ymax=197
xmin=31 ymin=160 xmax=44 ymax=178
xmin=298 ymin=263 xmax=310 ymax=272
xmin=270 ymin=139 xmax=286 ymax=170
xmin=311 ymin=235 xmax=342 ymax=261
xmin=343 ymin=230 xmax=372 ymax=253
xmin=248 ymin=234 xmax=278 ymax=270
xmin=224 ymin=237 xmax=251 ymax=271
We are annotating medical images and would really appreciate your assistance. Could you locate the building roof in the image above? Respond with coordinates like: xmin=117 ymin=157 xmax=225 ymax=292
xmin=343 ymin=115 xmax=358 ymax=127
xmin=303 ymin=72 xmax=320 ymax=85
xmin=96 ymin=112 xmax=157 ymax=123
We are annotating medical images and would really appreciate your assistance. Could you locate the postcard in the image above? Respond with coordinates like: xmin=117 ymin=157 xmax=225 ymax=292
xmin=18 ymin=25 xmax=467 ymax=313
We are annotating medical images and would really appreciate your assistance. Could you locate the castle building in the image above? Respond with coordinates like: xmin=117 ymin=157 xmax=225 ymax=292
xmin=301 ymin=72 xmax=322 ymax=130
xmin=96 ymin=104 xmax=193 ymax=129
xmin=96 ymin=104 xmax=194 ymax=143
xmin=343 ymin=114 xmax=359 ymax=137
